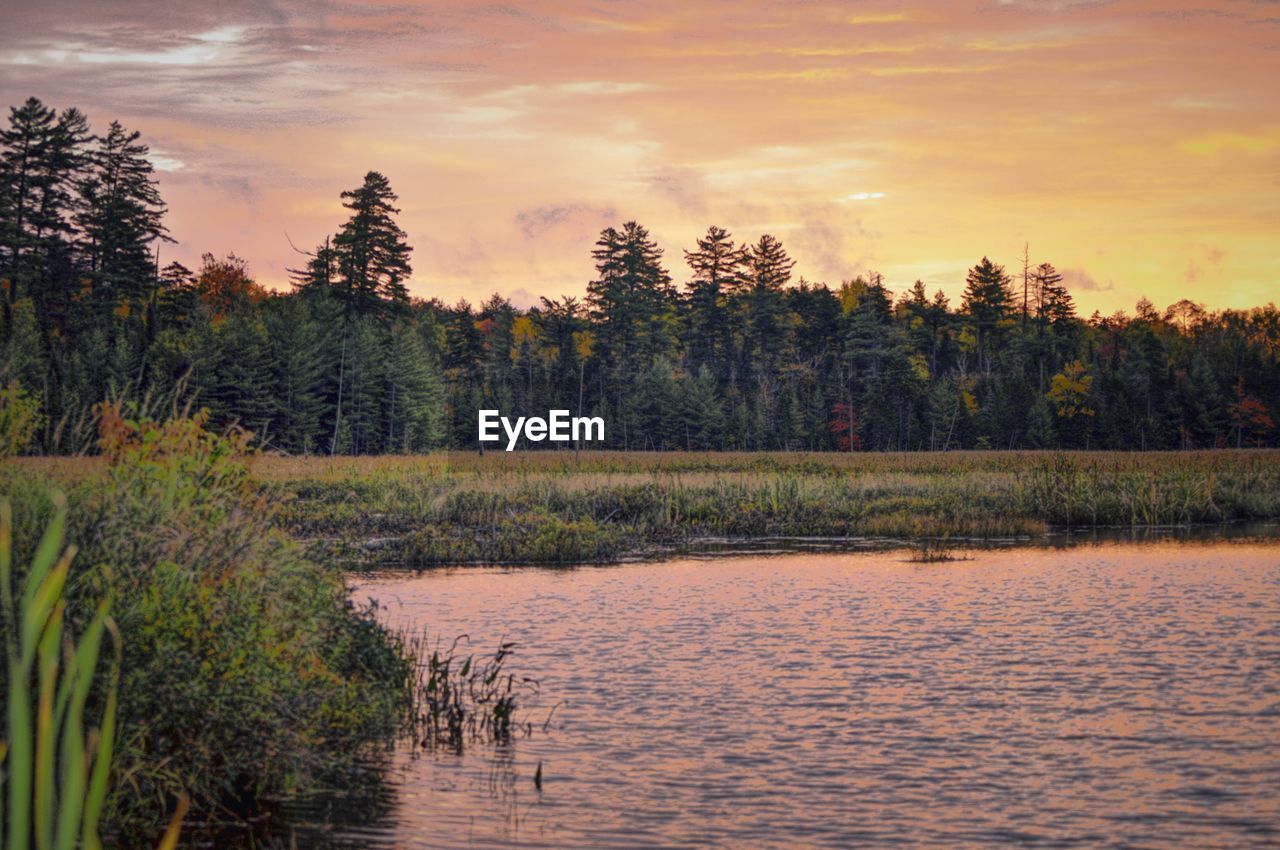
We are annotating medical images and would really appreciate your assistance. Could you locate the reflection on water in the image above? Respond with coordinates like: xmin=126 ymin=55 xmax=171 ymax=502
xmin=288 ymin=539 xmax=1279 ymax=848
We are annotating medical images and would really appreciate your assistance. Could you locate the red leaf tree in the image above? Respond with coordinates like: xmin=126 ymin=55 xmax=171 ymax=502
xmin=828 ymin=401 xmax=862 ymax=451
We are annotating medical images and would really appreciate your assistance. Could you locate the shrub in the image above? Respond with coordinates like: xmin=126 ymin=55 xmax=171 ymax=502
xmin=2 ymin=407 xmax=413 ymax=836
xmin=0 ymin=380 xmax=43 ymax=459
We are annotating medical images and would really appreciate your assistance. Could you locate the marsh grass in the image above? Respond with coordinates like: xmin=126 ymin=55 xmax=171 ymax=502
xmin=905 ymin=537 xmax=971 ymax=563
xmin=239 ymin=450 xmax=1280 ymax=565
xmin=1 ymin=497 xmax=119 ymax=850
xmin=403 ymin=633 xmax=538 ymax=753
xmin=14 ymin=449 xmax=1280 ymax=566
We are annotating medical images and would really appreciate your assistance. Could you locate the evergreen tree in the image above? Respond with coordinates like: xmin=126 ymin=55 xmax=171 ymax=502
xmin=961 ymin=257 xmax=1013 ymax=373
xmin=587 ymin=221 xmax=671 ymax=368
xmin=289 ymin=236 xmax=338 ymax=294
xmin=336 ymin=318 xmax=386 ymax=453
xmin=744 ymin=234 xmax=795 ymax=373
xmin=1 ymin=98 xmax=60 ymax=310
xmin=384 ymin=320 xmax=445 ymax=452
xmin=0 ymin=98 xmax=90 ymax=329
xmin=3 ymin=94 xmax=1278 ymax=456
xmin=678 ymin=365 xmax=725 ymax=449
xmin=683 ymin=226 xmax=744 ymax=377
xmin=332 ymin=171 xmax=413 ymax=317
xmin=76 ymin=120 xmax=169 ymax=302
xmin=263 ymin=296 xmax=327 ymax=453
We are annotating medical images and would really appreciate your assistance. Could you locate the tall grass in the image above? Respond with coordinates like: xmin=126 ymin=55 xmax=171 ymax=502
xmin=2 ymin=408 xmax=416 ymax=838
xmin=1 ymin=496 xmax=118 ymax=850
xmin=246 ymin=450 xmax=1280 ymax=565
xmin=12 ymin=449 xmax=1280 ymax=566
xmin=406 ymin=634 xmax=535 ymax=753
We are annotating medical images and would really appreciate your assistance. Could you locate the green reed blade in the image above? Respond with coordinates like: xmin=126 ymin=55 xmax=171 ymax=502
xmin=20 ymin=495 xmax=67 ymax=616
xmin=81 ymin=616 xmax=120 ymax=850
xmin=34 ymin=600 xmax=65 ymax=850
xmin=5 ymin=663 xmax=32 ymax=850
xmin=55 ymin=606 xmax=107 ymax=850
xmin=20 ymin=559 xmax=72 ymax=680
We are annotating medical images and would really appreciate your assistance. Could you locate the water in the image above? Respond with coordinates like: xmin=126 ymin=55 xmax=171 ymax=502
xmin=297 ymin=540 xmax=1280 ymax=848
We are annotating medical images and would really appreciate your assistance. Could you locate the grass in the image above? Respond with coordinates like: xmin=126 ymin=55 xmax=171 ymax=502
xmin=905 ymin=538 xmax=970 ymax=563
xmin=1 ymin=496 xmax=119 ymax=850
xmin=11 ymin=449 xmax=1280 ymax=568
xmin=234 ymin=449 xmax=1280 ymax=566
xmin=405 ymin=632 xmax=537 ymax=754
xmin=0 ymin=496 xmax=189 ymax=850
xmin=2 ymin=410 xmax=417 ymax=840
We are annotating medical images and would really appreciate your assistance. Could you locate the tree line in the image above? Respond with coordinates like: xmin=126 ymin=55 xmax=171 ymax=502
xmin=2 ymin=95 xmax=1277 ymax=455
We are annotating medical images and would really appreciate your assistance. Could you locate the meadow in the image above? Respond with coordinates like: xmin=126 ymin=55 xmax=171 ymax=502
xmin=16 ymin=449 xmax=1280 ymax=567
xmin=246 ymin=449 xmax=1280 ymax=565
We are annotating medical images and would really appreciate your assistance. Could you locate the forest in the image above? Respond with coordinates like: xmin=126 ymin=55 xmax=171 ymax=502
xmin=2 ymin=95 xmax=1277 ymax=456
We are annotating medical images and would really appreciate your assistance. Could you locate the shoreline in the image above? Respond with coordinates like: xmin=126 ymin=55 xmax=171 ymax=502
xmin=255 ymin=450 xmax=1280 ymax=566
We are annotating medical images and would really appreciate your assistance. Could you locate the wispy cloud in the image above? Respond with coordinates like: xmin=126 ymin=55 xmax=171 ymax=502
xmin=1061 ymin=267 xmax=1113 ymax=292
xmin=0 ymin=0 xmax=1272 ymax=311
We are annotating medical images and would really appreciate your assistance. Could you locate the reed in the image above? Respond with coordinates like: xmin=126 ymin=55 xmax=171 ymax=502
xmin=1 ymin=496 xmax=119 ymax=850
xmin=404 ymin=633 xmax=536 ymax=753
xmin=906 ymin=537 xmax=968 ymax=563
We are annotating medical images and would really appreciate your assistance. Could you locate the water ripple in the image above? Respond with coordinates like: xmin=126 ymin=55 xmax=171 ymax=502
xmin=292 ymin=541 xmax=1279 ymax=849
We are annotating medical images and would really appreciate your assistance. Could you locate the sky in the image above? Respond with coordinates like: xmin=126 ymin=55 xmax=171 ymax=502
xmin=1 ymin=0 xmax=1277 ymax=314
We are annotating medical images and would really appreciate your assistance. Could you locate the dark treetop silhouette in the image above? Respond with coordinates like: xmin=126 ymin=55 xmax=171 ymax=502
xmin=2 ymin=97 xmax=1277 ymax=455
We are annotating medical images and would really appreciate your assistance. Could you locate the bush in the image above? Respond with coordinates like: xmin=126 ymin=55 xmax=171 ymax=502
xmin=2 ymin=407 xmax=412 ymax=836
xmin=0 ymin=380 xmax=43 ymax=458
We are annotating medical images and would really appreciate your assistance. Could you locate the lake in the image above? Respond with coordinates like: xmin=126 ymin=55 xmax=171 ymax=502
xmin=288 ymin=540 xmax=1280 ymax=848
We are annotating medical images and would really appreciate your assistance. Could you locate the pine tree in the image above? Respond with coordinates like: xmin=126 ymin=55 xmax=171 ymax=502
xmin=384 ymin=320 xmax=445 ymax=452
xmin=586 ymin=221 xmax=671 ymax=368
xmin=1 ymin=98 xmax=59 ymax=309
xmin=76 ymin=120 xmax=170 ymax=303
xmin=961 ymin=256 xmax=1013 ymax=373
xmin=678 ymin=365 xmax=725 ymax=449
xmin=263 ymin=296 xmax=327 ymax=453
xmin=332 ymin=171 xmax=412 ymax=318
xmin=1040 ymin=268 xmax=1075 ymax=327
xmin=189 ymin=307 xmax=275 ymax=439
xmin=0 ymin=99 xmax=90 ymax=326
xmin=289 ymin=235 xmax=338 ymax=294
xmin=744 ymin=234 xmax=795 ymax=373
xmin=683 ymin=226 xmax=744 ymax=377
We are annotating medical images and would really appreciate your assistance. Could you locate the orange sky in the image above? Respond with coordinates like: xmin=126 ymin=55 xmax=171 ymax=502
xmin=2 ymin=0 xmax=1277 ymax=313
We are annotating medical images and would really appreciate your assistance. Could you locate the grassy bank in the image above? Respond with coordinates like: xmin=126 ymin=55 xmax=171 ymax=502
xmin=2 ymin=413 xmax=415 ymax=840
xmin=247 ymin=449 xmax=1280 ymax=566
xmin=13 ymin=450 xmax=1280 ymax=568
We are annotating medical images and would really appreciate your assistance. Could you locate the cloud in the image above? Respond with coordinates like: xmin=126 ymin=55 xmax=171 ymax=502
xmin=1184 ymin=259 xmax=1201 ymax=283
xmin=1183 ymin=247 xmax=1226 ymax=284
xmin=146 ymin=151 xmax=186 ymax=172
xmin=1061 ymin=267 xmax=1113 ymax=291
xmin=514 ymin=203 xmax=617 ymax=239
xmin=505 ymin=287 xmax=542 ymax=309
xmin=1 ymin=0 xmax=1272 ymax=311
xmin=643 ymin=166 xmax=708 ymax=214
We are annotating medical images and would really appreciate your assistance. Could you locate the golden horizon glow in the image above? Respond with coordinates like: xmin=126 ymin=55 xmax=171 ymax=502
xmin=1 ymin=0 xmax=1276 ymax=313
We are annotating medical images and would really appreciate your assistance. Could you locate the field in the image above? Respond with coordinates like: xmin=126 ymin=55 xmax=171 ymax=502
xmin=13 ymin=449 xmax=1280 ymax=567
xmin=257 ymin=449 xmax=1280 ymax=564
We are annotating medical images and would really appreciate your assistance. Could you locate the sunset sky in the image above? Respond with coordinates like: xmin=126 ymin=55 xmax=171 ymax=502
xmin=2 ymin=0 xmax=1276 ymax=313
